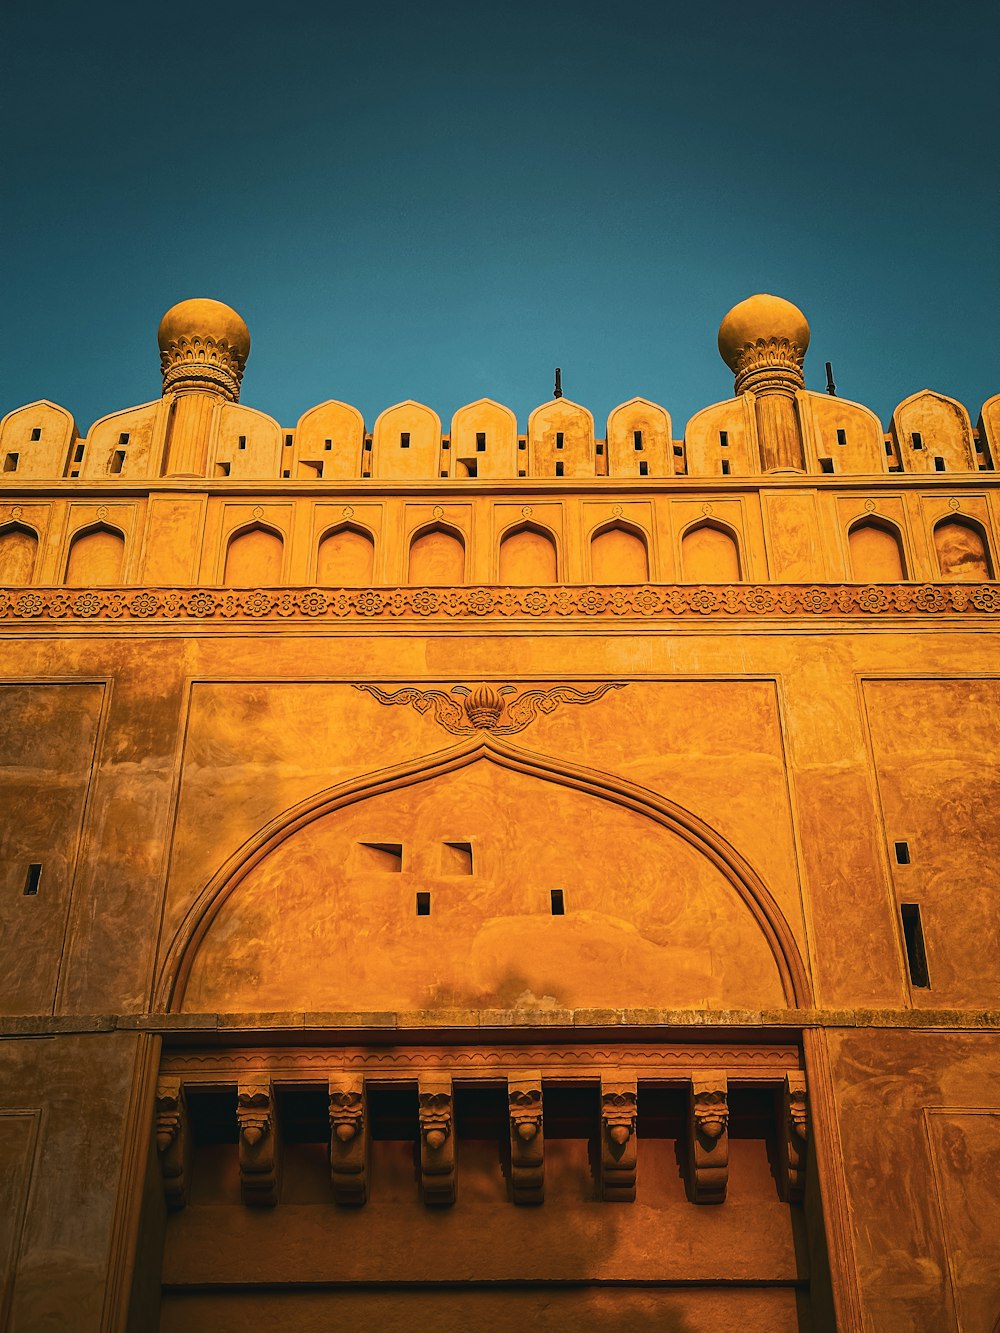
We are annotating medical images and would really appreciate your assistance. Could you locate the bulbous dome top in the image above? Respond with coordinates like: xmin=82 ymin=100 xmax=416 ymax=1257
xmin=718 ymin=294 xmax=810 ymax=370
xmin=157 ymin=298 xmax=250 ymax=361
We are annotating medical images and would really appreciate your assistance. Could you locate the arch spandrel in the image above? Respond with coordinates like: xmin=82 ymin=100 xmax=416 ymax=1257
xmin=161 ymin=738 xmax=809 ymax=1013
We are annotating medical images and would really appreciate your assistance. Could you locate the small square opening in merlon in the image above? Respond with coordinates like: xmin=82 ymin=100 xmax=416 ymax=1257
xmin=550 ymin=889 xmax=565 ymax=915
xmin=416 ymin=892 xmax=431 ymax=916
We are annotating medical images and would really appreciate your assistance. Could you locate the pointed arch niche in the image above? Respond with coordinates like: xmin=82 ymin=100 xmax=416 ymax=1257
xmin=224 ymin=523 xmax=284 ymax=585
xmin=933 ymin=516 xmax=993 ymax=580
xmin=848 ymin=517 xmax=906 ymax=582
xmin=408 ymin=524 xmax=466 ymax=585
xmin=680 ymin=521 xmax=741 ymax=583
xmin=160 ymin=739 xmax=809 ymax=1014
xmin=64 ymin=523 xmax=125 ymax=585
xmin=317 ymin=523 xmax=375 ymax=586
xmin=591 ymin=522 xmax=649 ymax=583
xmin=498 ymin=523 xmax=557 ymax=585
xmin=0 ymin=522 xmax=38 ymax=585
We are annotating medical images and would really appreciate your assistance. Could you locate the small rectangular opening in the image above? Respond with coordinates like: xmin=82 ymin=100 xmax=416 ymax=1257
xmin=894 ymin=840 xmax=910 ymax=865
xmin=30 ymin=427 xmax=42 ymax=441
xmin=518 ymin=438 xmax=526 ymax=451
xmin=357 ymin=842 xmax=403 ymax=872
xmin=555 ymin=432 xmax=564 ymax=450
xmin=518 ymin=469 xmax=526 ymax=477
xmin=284 ymin=434 xmax=293 ymax=447
xmin=440 ymin=469 xmax=448 ymax=478
xmin=596 ymin=442 xmax=604 ymax=455
xmin=639 ymin=460 xmax=649 ymax=476
xmin=633 ymin=430 xmax=643 ymax=451
xmin=837 ymin=429 xmax=847 ymax=446
xmin=720 ymin=459 xmax=730 ymax=476
xmin=550 ymin=888 xmax=565 ymax=915
xmin=441 ymin=440 xmax=450 ymax=450
xmin=460 ymin=459 xmax=478 ymax=478
xmin=70 ymin=469 xmax=79 ymax=478
xmin=364 ymin=439 xmax=372 ymax=451
xmin=912 ymin=431 xmax=923 ymax=450
xmin=900 ymin=903 xmax=929 ymax=988
xmin=23 ymin=863 xmax=42 ymax=896
xmin=673 ymin=444 xmax=684 ymax=457
xmin=281 ymin=469 xmax=290 ymax=478
xmin=819 ymin=457 xmax=834 ymax=474
xmin=416 ymin=891 xmax=431 ymax=916
xmin=3 ymin=453 xmax=19 ymax=472
xmin=400 ymin=432 xmax=410 ymax=449
xmin=555 ymin=461 xmax=564 ymax=477
xmin=215 ymin=461 xmax=231 ymax=478
xmin=442 ymin=841 xmax=473 ymax=875
xmin=324 ymin=438 xmax=332 ymax=450
xmin=73 ymin=444 xmax=85 ymax=462
xmin=118 ymin=432 xmax=130 ymax=446
xmin=476 ymin=432 xmax=486 ymax=451
xmin=885 ymin=441 xmax=894 ymax=456
xmin=238 ymin=435 xmax=247 ymax=450
xmin=110 ymin=450 xmax=126 ymax=474
xmin=934 ymin=456 xmax=946 ymax=471
xmin=719 ymin=431 xmax=728 ymax=447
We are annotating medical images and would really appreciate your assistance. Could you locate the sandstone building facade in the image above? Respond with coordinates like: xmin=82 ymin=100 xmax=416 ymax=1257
xmin=0 ymin=294 xmax=997 ymax=1331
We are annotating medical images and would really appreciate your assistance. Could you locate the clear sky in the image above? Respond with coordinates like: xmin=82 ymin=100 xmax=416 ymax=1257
xmin=3 ymin=0 xmax=998 ymax=436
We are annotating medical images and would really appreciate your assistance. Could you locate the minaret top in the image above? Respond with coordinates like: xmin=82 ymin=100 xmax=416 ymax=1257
xmin=157 ymin=297 xmax=251 ymax=401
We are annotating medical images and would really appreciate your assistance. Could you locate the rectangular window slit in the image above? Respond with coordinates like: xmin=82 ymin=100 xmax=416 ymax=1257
xmin=837 ymin=429 xmax=847 ymax=446
xmin=462 ymin=459 xmax=477 ymax=478
xmin=73 ymin=444 xmax=85 ymax=462
xmin=900 ymin=903 xmax=929 ymax=988
xmin=518 ymin=469 xmax=526 ymax=477
xmin=638 ymin=460 xmax=649 ymax=476
xmin=324 ymin=438 xmax=332 ymax=450
xmin=912 ymin=431 xmax=923 ymax=450
xmin=70 ymin=469 xmax=79 ymax=478
xmin=23 ymin=863 xmax=42 ymax=896
xmin=720 ymin=459 xmax=730 ymax=476
xmin=364 ymin=439 xmax=372 ymax=451
xmin=555 ymin=461 xmax=564 ymax=477
xmin=284 ymin=434 xmax=293 ymax=447
xmin=282 ymin=469 xmax=290 ymax=478
xmin=673 ymin=444 xmax=684 ymax=457
xmin=440 ymin=469 xmax=448 ymax=478
xmin=894 ymin=840 xmax=910 ymax=864
xmin=215 ymin=461 xmax=231 ymax=478
xmin=400 ymin=432 xmax=410 ymax=449
xmin=238 ymin=436 xmax=247 ymax=450
xmin=719 ymin=431 xmax=728 ymax=447
xmin=885 ymin=441 xmax=894 ymax=456
xmin=476 ymin=432 xmax=486 ymax=451
xmin=934 ymin=456 xmax=945 ymax=471
xmin=30 ymin=427 xmax=42 ymax=441
xmin=819 ymin=457 xmax=834 ymax=474
xmin=3 ymin=453 xmax=19 ymax=473
xmin=109 ymin=451 xmax=126 ymax=474
xmin=596 ymin=442 xmax=604 ymax=455
xmin=518 ymin=439 xmax=526 ymax=451
xmin=555 ymin=432 xmax=564 ymax=450
xmin=550 ymin=888 xmax=565 ymax=915
xmin=416 ymin=891 xmax=431 ymax=916
xmin=118 ymin=432 xmax=130 ymax=446
xmin=634 ymin=430 xmax=643 ymax=450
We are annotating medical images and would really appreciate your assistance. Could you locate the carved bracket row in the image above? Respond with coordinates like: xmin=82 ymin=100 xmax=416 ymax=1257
xmin=154 ymin=1071 xmax=808 ymax=1210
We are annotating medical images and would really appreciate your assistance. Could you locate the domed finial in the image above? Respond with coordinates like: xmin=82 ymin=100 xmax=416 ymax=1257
xmin=718 ymin=294 xmax=810 ymax=397
xmin=157 ymin=298 xmax=251 ymax=401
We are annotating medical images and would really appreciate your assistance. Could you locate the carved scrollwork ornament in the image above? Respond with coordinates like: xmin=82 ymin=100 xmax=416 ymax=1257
xmin=508 ymin=1075 xmax=544 ymax=1204
xmin=688 ymin=1073 xmax=729 ymax=1204
xmin=418 ymin=1080 xmax=456 ymax=1206
xmin=356 ymin=679 xmax=625 ymax=736
xmin=732 ymin=337 xmax=806 ymax=398
xmin=600 ymin=1079 xmax=638 ymax=1202
xmin=329 ymin=1077 xmax=368 ymax=1205
xmin=160 ymin=334 xmax=245 ymax=401
xmin=237 ymin=1083 xmax=280 ymax=1206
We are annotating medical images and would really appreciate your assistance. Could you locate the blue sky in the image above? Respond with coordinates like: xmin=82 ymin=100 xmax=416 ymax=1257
xmin=2 ymin=0 xmax=997 ymax=436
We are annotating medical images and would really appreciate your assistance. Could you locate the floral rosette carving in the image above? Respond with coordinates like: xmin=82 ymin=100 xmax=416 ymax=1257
xmin=743 ymin=587 xmax=776 ymax=614
xmin=857 ymin=586 xmax=891 ymax=614
xmin=467 ymin=588 xmax=494 ymax=616
xmin=800 ymin=587 xmax=832 ymax=614
xmin=971 ymin=586 xmax=1000 ymax=612
xmin=128 ymin=591 xmax=160 ymax=618
xmin=577 ymin=588 xmax=606 ymax=614
xmin=521 ymin=589 xmax=550 ymax=616
xmin=912 ymin=586 xmax=946 ymax=613
xmin=689 ymin=588 xmax=719 ymax=614
xmin=356 ymin=590 xmax=383 ymax=616
xmin=242 ymin=590 xmax=274 ymax=618
xmin=185 ymin=591 xmax=217 ymax=618
xmin=298 ymin=590 xmax=327 ymax=617
xmin=409 ymin=589 xmax=438 ymax=616
xmin=72 ymin=592 xmax=102 ymax=618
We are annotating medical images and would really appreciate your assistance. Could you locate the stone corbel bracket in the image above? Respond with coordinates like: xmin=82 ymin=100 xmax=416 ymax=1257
xmin=780 ymin=1071 xmax=808 ymax=1202
xmin=155 ymin=1076 xmax=189 ymax=1211
xmin=689 ymin=1072 xmax=729 ymax=1204
xmin=508 ymin=1073 xmax=544 ymax=1205
xmin=238 ymin=1082 xmax=280 ymax=1207
xmin=329 ymin=1076 xmax=368 ymax=1206
xmin=418 ymin=1077 xmax=456 ymax=1206
xmin=600 ymin=1077 xmax=638 ymax=1202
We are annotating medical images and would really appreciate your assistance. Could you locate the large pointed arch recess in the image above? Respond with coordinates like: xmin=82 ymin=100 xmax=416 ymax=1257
xmin=158 ymin=737 xmax=811 ymax=1012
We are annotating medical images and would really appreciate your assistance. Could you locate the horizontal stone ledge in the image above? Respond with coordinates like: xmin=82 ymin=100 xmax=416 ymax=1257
xmin=1 ymin=1008 xmax=998 ymax=1039
xmin=0 ymin=582 xmax=998 ymax=624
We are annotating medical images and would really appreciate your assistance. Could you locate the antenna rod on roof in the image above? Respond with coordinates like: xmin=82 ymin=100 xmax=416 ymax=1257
xmin=825 ymin=361 xmax=837 ymax=396
xmin=554 ymin=367 xmax=563 ymax=399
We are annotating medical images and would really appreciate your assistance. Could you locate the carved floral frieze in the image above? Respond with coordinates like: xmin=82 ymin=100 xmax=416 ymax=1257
xmin=1 ymin=582 xmax=999 ymax=623
xmin=355 ymin=681 xmax=625 ymax=735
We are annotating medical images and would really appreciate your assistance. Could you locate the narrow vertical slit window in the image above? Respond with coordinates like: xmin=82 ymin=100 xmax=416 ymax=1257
xmin=324 ymin=439 xmax=332 ymax=450
xmin=719 ymin=431 xmax=728 ymax=447
xmin=912 ymin=432 xmax=924 ymax=450
xmin=900 ymin=903 xmax=929 ymax=987
xmin=400 ymin=432 xmax=410 ymax=449
xmin=819 ymin=457 xmax=834 ymax=474
xmin=837 ymin=429 xmax=847 ymax=446
xmin=934 ymin=456 xmax=946 ymax=471
xmin=284 ymin=434 xmax=293 ymax=447
xmin=639 ymin=460 xmax=649 ymax=476
xmin=476 ymin=432 xmax=486 ymax=452
xmin=555 ymin=461 xmax=564 ymax=477
xmin=3 ymin=453 xmax=19 ymax=472
xmin=555 ymin=432 xmax=564 ymax=450
xmin=30 ymin=427 xmax=42 ymax=441
xmin=550 ymin=889 xmax=565 ymax=915
xmin=720 ymin=459 xmax=730 ymax=476
xmin=23 ymin=863 xmax=42 ymax=896
xmin=118 ymin=432 xmax=130 ymax=446
xmin=110 ymin=450 xmax=126 ymax=474
xmin=633 ymin=430 xmax=643 ymax=451
xmin=73 ymin=444 xmax=85 ymax=463
xmin=894 ymin=841 xmax=911 ymax=865
xmin=238 ymin=436 xmax=247 ymax=450
xmin=416 ymin=891 xmax=431 ymax=916
xmin=885 ymin=441 xmax=894 ymax=456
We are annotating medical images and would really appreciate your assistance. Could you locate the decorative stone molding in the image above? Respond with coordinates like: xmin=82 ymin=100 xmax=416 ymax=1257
xmin=356 ymin=680 xmax=625 ymax=736
xmin=780 ymin=1070 xmax=809 ymax=1202
xmin=600 ymin=1077 xmax=638 ymax=1202
xmin=688 ymin=1073 xmax=729 ymax=1203
xmin=160 ymin=335 xmax=245 ymax=401
xmin=329 ymin=1076 xmax=368 ymax=1206
xmin=4 ymin=582 xmax=999 ymax=624
xmin=237 ymin=1082 xmax=279 ymax=1206
xmin=732 ymin=337 xmax=806 ymax=398
xmin=508 ymin=1074 xmax=544 ymax=1205
xmin=154 ymin=1077 xmax=189 ymax=1210
xmin=418 ymin=1077 xmax=456 ymax=1206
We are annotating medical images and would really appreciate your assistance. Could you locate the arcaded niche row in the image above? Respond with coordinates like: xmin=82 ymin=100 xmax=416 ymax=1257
xmin=156 ymin=1071 xmax=808 ymax=1210
xmin=2 ymin=296 xmax=998 ymax=484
